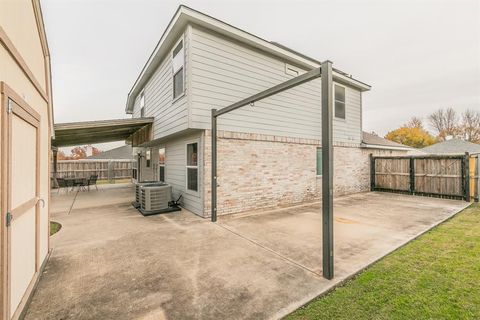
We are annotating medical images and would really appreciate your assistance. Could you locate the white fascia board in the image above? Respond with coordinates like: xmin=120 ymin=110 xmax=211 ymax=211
xmin=361 ymin=143 xmax=414 ymax=151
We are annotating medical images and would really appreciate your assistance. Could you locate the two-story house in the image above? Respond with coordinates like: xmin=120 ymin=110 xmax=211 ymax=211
xmin=126 ymin=6 xmax=408 ymax=217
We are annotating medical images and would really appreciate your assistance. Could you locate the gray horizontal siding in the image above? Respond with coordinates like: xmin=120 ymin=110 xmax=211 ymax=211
xmin=132 ymin=29 xmax=189 ymax=139
xmin=136 ymin=131 xmax=203 ymax=215
xmin=189 ymin=25 xmax=362 ymax=144
xmin=163 ymin=131 xmax=203 ymax=215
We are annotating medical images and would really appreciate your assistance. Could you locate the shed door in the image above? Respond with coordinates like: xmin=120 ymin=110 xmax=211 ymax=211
xmin=4 ymin=97 xmax=40 ymax=319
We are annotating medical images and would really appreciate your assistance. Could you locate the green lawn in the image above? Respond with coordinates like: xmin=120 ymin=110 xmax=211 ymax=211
xmin=50 ymin=221 xmax=62 ymax=236
xmin=96 ymin=178 xmax=131 ymax=185
xmin=287 ymin=203 xmax=480 ymax=320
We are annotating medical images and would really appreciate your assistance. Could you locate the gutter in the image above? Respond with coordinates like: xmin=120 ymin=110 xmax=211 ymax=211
xmin=361 ymin=143 xmax=414 ymax=151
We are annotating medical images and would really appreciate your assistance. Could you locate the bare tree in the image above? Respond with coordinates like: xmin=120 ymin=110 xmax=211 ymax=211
xmin=461 ymin=109 xmax=480 ymax=143
xmin=406 ymin=116 xmax=424 ymax=129
xmin=428 ymin=107 xmax=459 ymax=141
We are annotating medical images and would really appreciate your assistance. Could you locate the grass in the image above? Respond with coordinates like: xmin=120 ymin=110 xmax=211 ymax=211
xmin=50 ymin=221 xmax=62 ymax=236
xmin=96 ymin=178 xmax=131 ymax=185
xmin=287 ymin=203 xmax=480 ymax=320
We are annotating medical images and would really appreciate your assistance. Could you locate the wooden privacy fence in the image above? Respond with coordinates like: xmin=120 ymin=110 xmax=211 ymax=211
xmin=370 ymin=153 xmax=479 ymax=202
xmin=53 ymin=159 xmax=133 ymax=181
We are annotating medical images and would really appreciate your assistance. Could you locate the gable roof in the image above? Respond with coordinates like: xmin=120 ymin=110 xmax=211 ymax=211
xmin=361 ymin=131 xmax=413 ymax=151
xmin=420 ymin=138 xmax=480 ymax=155
xmin=126 ymin=5 xmax=371 ymax=114
xmin=87 ymin=145 xmax=133 ymax=160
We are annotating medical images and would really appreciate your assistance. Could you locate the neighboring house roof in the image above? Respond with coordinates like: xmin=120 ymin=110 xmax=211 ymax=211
xmin=87 ymin=145 xmax=133 ymax=160
xmin=125 ymin=5 xmax=371 ymax=114
xmin=420 ymin=138 xmax=480 ymax=155
xmin=361 ymin=131 xmax=414 ymax=151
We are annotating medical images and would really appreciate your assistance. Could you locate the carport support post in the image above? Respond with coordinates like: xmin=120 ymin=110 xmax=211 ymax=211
xmin=52 ymin=147 xmax=58 ymax=178
xmin=211 ymin=109 xmax=218 ymax=222
xmin=321 ymin=60 xmax=334 ymax=280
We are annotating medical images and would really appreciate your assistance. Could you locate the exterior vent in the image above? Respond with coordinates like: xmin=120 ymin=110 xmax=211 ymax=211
xmin=140 ymin=184 xmax=172 ymax=213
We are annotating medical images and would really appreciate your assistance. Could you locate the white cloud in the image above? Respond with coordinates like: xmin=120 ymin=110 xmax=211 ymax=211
xmin=43 ymin=0 xmax=480 ymax=146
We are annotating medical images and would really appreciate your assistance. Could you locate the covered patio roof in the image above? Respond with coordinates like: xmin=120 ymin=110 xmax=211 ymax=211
xmin=52 ymin=117 xmax=154 ymax=147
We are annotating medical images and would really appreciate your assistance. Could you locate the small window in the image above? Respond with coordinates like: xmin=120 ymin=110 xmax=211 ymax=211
xmin=146 ymin=149 xmax=151 ymax=168
xmin=334 ymin=85 xmax=346 ymax=119
xmin=140 ymin=92 xmax=145 ymax=117
xmin=186 ymin=142 xmax=198 ymax=192
xmin=158 ymin=148 xmax=165 ymax=182
xmin=172 ymin=40 xmax=184 ymax=99
xmin=316 ymin=147 xmax=322 ymax=176
xmin=132 ymin=160 xmax=138 ymax=180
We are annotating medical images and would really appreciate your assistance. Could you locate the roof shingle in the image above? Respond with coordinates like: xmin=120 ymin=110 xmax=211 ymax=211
xmin=420 ymin=138 xmax=480 ymax=155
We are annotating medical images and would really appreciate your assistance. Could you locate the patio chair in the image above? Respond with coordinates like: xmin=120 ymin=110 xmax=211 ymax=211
xmin=74 ymin=177 xmax=88 ymax=191
xmin=51 ymin=177 xmax=59 ymax=190
xmin=56 ymin=178 xmax=69 ymax=194
xmin=87 ymin=175 xmax=98 ymax=191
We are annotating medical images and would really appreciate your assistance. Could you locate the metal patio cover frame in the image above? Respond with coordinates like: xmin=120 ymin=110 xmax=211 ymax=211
xmin=210 ymin=61 xmax=335 ymax=279
xmin=52 ymin=117 xmax=154 ymax=147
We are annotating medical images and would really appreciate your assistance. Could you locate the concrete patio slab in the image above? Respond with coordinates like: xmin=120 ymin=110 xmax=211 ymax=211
xmin=25 ymin=188 xmax=469 ymax=319
xmin=50 ymin=183 xmax=134 ymax=215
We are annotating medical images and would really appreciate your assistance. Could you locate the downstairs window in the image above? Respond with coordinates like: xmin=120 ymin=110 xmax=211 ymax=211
xmin=186 ymin=142 xmax=198 ymax=192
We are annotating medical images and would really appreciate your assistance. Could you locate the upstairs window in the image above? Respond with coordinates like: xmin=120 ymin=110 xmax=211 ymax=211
xmin=334 ymin=85 xmax=346 ymax=119
xmin=140 ymin=91 xmax=145 ymax=117
xmin=172 ymin=40 xmax=184 ymax=99
xmin=158 ymin=148 xmax=165 ymax=182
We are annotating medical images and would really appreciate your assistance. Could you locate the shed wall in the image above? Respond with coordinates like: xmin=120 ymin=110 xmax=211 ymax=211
xmin=0 ymin=0 xmax=52 ymax=318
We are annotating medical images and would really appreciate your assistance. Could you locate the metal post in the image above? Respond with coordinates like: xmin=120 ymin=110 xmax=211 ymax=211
xmin=465 ymin=152 xmax=470 ymax=202
xmin=475 ymin=155 xmax=479 ymax=202
xmin=409 ymin=157 xmax=415 ymax=194
xmin=211 ymin=109 xmax=218 ymax=222
xmin=321 ymin=60 xmax=334 ymax=280
xmin=369 ymin=153 xmax=375 ymax=191
xmin=52 ymin=147 xmax=58 ymax=178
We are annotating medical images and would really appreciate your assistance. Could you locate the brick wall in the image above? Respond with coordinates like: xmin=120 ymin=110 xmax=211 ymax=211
xmin=202 ymin=130 xmax=407 ymax=217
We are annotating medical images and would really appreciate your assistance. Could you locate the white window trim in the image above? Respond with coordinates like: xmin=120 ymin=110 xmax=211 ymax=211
xmin=158 ymin=147 xmax=166 ymax=182
xmin=334 ymin=83 xmax=347 ymax=121
xmin=172 ymin=35 xmax=186 ymax=102
xmin=316 ymin=147 xmax=323 ymax=177
xmin=145 ymin=148 xmax=151 ymax=168
xmin=185 ymin=141 xmax=199 ymax=195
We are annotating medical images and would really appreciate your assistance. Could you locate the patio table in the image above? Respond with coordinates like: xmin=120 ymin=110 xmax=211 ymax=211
xmin=63 ymin=177 xmax=88 ymax=191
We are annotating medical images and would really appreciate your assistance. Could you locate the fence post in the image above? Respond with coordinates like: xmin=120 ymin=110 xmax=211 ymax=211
xmin=108 ymin=160 xmax=114 ymax=183
xmin=476 ymin=155 xmax=479 ymax=202
xmin=370 ymin=154 xmax=375 ymax=191
xmin=465 ymin=152 xmax=470 ymax=202
xmin=409 ymin=157 xmax=415 ymax=194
